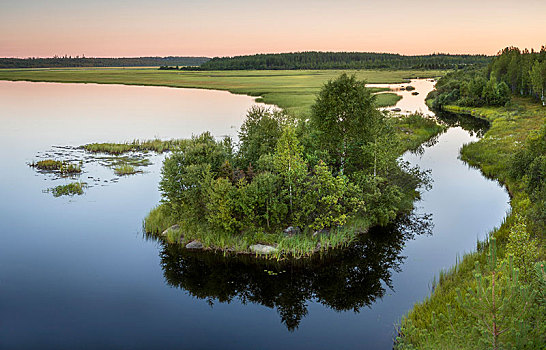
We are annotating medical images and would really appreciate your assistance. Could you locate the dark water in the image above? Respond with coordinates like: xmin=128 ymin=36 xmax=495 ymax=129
xmin=0 ymin=81 xmax=509 ymax=349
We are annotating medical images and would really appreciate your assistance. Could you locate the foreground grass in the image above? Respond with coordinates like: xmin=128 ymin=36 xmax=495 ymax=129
xmin=145 ymin=204 xmax=371 ymax=260
xmin=397 ymin=97 xmax=546 ymax=349
xmin=0 ymin=68 xmax=445 ymax=115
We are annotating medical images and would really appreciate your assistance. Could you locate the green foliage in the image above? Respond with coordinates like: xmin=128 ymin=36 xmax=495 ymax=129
xmin=310 ymin=73 xmax=383 ymax=175
xmin=238 ymin=106 xmax=288 ymax=168
xmin=304 ymin=161 xmax=363 ymax=231
xmin=48 ymin=182 xmax=86 ymax=197
xmin=155 ymin=73 xmax=436 ymax=257
xmin=430 ymin=46 xmax=546 ymax=109
xmin=83 ymin=139 xmax=189 ymax=155
xmin=114 ymin=163 xmax=138 ymax=175
xmin=192 ymin=52 xmax=490 ymax=71
xmin=30 ymin=159 xmax=82 ymax=174
xmin=0 ymin=56 xmax=209 ymax=68
xmin=510 ymin=122 xmax=546 ymax=232
xmin=505 ymin=216 xmax=539 ymax=281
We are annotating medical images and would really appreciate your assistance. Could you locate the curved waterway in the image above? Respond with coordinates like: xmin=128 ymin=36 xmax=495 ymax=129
xmin=0 ymin=80 xmax=509 ymax=349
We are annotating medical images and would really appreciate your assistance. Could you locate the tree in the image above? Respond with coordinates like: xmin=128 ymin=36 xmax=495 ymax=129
xmin=273 ymin=125 xmax=307 ymax=224
xmin=238 ymin=106 xmax=287 ymax=168
xmin=310 ymin=73 xmax=383 ymax=175
xmin=530 ymin=61 xmax=546 ymax=105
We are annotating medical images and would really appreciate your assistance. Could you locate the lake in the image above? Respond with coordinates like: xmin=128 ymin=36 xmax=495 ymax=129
xmin=0 ymin=80 xmax=509 ymax=349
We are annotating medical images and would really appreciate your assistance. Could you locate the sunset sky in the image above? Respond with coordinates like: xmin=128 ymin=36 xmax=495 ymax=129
xmin=2 ymin=0 xmax=545 ymax=58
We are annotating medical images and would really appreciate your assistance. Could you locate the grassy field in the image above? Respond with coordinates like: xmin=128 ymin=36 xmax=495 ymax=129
xmin=397 ymin=97 xmax=546 ymax=349
xmin=0 ymin=68 xmax=444 ymax=115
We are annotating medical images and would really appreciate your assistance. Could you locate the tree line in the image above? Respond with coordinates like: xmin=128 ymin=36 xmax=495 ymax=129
xmin=159 ymin=74 xmax=429 ymax=241
xmin=179 ymin=52 xmax=491 ymax=71
xmin=429 ymin=46 xmax=546 ymax=109
xmin=0 ymin=56 xmax=209 ymax=68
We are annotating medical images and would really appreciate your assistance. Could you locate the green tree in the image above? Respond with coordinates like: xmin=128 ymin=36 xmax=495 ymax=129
xmin=310 ymin=73 xmax=381 ymax=175
xmin=304 ymin=161 xmax=363 ymax=231
xmin=238 ymin=106 xmax=287 ymax=168
xmin=273 ymin=125 xmax=307 ymax=224
xmin=530 ymin=60 xmax=546 ymax=105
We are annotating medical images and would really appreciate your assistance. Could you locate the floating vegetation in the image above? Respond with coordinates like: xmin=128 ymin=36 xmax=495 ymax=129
xmin=82 ymin=139 xmax=189 ymax=155
xmin=114 ymin=163 xmax=139 ymax=175
xmin=30 ymin=159 xmax=82 ymax=175
xmin=48 ymin=182 xmax=86 ymax=197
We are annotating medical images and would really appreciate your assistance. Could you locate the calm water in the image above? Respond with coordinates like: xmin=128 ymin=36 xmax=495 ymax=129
xmin=0 ymin=80 xmax=509 ymax=349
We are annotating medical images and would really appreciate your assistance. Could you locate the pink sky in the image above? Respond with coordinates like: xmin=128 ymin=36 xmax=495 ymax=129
xmin=1 ymin=0 xmax=545 ymax=58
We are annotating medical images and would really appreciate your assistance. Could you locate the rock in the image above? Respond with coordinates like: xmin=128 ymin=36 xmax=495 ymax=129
xmin=283 ymin=226 xmax=301 ymax=236
xmin=250 ymin=244 xmax=278 ymax=254
xmin=185 ymin=240 xmax=203 ymax=249
xmin=391 ymin=108 xmax=402 ymax=112
xmin=161 ymin=224 xmax=180 ymax=236
xmin=312 ymin=228 xmax=329 ymax=237
xmin=412 ymin=91 xmax=419 ymax=95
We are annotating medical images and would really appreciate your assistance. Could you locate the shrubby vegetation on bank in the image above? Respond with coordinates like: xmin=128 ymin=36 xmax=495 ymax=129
xmin=428 ymin=46 xmax=546 ymax=109
xmin=397 ymin=46 xmax=546 ymax=349
xmin=146 ymin=74 xmax=437 ymax=258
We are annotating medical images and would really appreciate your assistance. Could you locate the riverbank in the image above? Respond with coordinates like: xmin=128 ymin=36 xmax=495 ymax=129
xmin=0 ymin=68 xmax=443 ymax=115
xmin=396 ymin=97 xmax=546 ymax=349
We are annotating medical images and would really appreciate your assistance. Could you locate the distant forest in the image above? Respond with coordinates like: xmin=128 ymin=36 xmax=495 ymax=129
xmin=0 ymin=56 xmax=210 ymax=69
xmin=180 ymin=52 xmax=492 ymax=70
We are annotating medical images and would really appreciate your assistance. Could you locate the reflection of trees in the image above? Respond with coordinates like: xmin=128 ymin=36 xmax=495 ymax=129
xmin=159 ymin=213 xmax=432 ymax=331
xmin=435 ymin=110 xmax=489 ymax=137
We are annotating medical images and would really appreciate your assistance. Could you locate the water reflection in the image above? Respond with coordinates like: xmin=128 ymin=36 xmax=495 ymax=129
xmin=157 ymin=213 xmax=432 ymax=331
xmin=435 ymin=110 xmax=490 ymax=138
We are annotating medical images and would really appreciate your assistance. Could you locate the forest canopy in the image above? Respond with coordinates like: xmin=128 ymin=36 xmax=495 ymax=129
xmin=0 ymin=56 xmax=209 ymax=68
xmin=181 ymin=52 xmax=491 ymax=71
xmin=428 ymin=46 xmax=546 ymax=109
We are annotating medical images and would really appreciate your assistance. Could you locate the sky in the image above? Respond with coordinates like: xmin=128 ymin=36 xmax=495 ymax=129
xmin=1 ymin=0 xmax=545 ymax=58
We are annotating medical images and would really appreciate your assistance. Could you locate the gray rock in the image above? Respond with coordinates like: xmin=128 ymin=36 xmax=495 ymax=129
xmin=250 ymin=244 xmax=278 ymax=254
xmin=185 ymin=240 xmax=203 ymax=249
xmin=312 ymin=228 xmax=329 ymax=237
xmin=391 ymin=108 xmax=402 ymax=112
xmin=283 ymin=226 xmax=301 ymax=236
xmin=161 ymin=224 xmax=180 ymax=236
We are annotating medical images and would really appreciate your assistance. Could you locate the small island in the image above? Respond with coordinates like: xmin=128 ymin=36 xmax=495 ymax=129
xmin=145 ymin=74 xmax=440 ymax=259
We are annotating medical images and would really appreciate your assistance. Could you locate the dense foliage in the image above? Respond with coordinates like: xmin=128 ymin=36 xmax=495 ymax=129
xmin=185 ymin=52 xmax=490 ymax=71
xmin=510 ymin=122 xmax=546 ymax=233
xmin=158 ymin=74 xmax=428 ymax=246
xmin=0 ymin=56 xmax=209 ymax=68
xmin=429 ymin=46 xmax=546 ymax=109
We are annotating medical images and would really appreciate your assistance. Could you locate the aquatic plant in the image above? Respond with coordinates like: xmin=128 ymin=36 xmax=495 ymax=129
xmin=48 ymin=182 xmax=86 ymax=197
xmin=114 ymin=163 xmax=138 ymax=175
xmin=30 ymin=159 xmax=82 ymax=174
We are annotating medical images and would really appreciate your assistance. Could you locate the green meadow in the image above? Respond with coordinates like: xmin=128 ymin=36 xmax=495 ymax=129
xmin=0 ymin=68 xmax=444 ymax=115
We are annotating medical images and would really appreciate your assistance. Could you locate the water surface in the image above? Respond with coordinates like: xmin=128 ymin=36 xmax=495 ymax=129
xmin=0 ymin=80 xmax=509 ymax=349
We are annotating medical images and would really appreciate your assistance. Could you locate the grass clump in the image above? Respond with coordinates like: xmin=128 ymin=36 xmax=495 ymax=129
xmin=114 ymin=163 xmax=138 ymax=175
xmin=83 ymin=139 xmax=189 ymax=155
xmin=393 ymin=113 xmax=447 ymax=151
xmin=30 ymin=159 xmax=82 ymax=174
xmin=48 ymin=182 xmax=86 ymax=197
